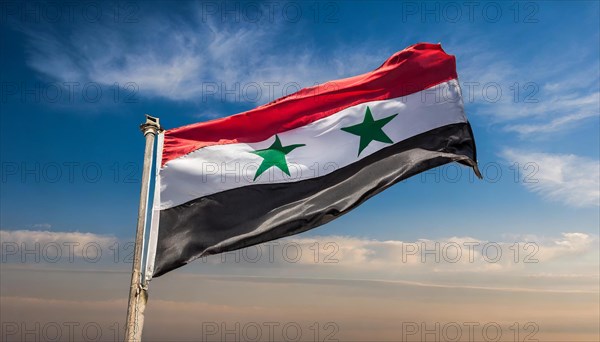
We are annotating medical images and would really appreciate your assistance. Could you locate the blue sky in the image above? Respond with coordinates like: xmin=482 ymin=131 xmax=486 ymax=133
xmin=1 ymin=1 xmax=599 ymax=340
xmin=1 ymin=1 xmax=598 ymax=241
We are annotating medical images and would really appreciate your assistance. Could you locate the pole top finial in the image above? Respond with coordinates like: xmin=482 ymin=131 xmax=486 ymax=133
xmin=140 ymin=114 xmax=162 ymax=136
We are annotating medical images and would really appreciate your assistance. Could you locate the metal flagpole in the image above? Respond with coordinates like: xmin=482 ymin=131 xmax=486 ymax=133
xmin=125 ymin=115 xmax=161 ymax=342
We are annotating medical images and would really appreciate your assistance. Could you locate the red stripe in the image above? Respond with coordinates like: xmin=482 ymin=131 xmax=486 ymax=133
xmin=162 ymin=43 xmax=457 ymax=166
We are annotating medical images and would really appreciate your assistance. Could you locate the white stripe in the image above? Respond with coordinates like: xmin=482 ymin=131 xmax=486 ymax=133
xmin=144 ymin=133 xmax=164 ymax=282
xmin=160 ymin=79 xmax=466 ymax=210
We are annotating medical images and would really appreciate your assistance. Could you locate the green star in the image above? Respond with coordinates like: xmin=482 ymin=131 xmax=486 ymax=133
xmin=341 ymin=106 xmax=398 ymax=157
xmin=251 ymin=135 xmax=305 ymax=181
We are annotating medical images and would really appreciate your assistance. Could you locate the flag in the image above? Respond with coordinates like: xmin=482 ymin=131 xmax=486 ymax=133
xmin=145 ymin=43 xmax=481 ymax=278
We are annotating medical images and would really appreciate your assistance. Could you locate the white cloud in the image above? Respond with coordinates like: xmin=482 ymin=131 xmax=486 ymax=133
xmin=544 ymin=232 xmax=595 ymax=257
xmin=2 ymin=230 xmax=597 ymax=294
xmin=180 ymin=233 xmax=598 ymax=285
xmin=505 ymin=110 xmax=598 ymax=135
xmin=455 ymin=40 xmax=599 ymax=136
xmin=502 ymin=149 xmax=600 ymax=207
xmin=17 ymin=7 xmax=386 ymax=104
xmin=31 ymin=223 xmax=52 ymax=229
xmin=3 ymin=230 xmax=595 ymax=273
xmin=0 ymin=229 xmax=117 ymax=246
xmin=0 ymin=230 xmax=119 ymax=263
xmin=290 ymin=234 xmax=596 ymax=270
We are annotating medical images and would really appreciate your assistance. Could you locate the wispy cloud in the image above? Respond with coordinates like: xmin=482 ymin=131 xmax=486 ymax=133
xmin=0 ymin=229 xmax=119 ymax=264
xmin=16 ymin=5 xmax=386 ymax=105
xmin=502 ymin=149 xmax=600 ymax=207
xmin=0 ymin=229 xmax=117 ymax=247
xmin=456 ymin=39 xmax=599 ymax=137
xmin=31 ymin=223 xmax=52 ymax=229
xmin=505 ymin=110 xmax=598 ymax=135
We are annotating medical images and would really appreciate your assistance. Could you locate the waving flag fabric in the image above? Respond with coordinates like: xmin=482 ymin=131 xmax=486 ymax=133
xmin=146 ymin=43 xmax=481 ymax=278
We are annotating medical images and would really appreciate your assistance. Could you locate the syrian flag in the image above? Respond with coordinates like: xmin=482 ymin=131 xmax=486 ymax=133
xmin=145 ymin=43 xmax=481 ymax=279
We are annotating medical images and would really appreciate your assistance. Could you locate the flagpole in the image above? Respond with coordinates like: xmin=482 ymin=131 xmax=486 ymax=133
xmin=125 ymin=115 xmax=161 ymax=342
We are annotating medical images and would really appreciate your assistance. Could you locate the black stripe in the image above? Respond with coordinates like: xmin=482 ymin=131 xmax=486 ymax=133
xmin=153 ymin=122 xmax=478 ymax=277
